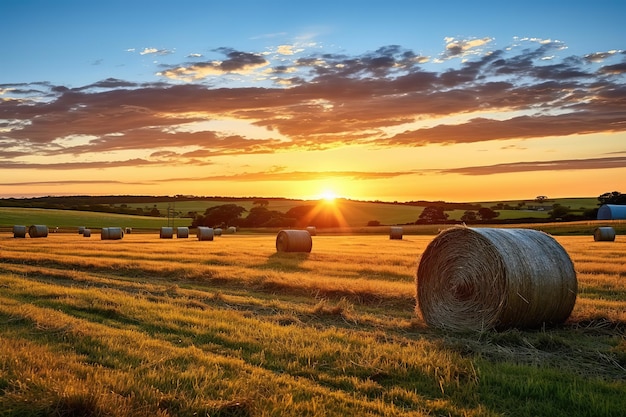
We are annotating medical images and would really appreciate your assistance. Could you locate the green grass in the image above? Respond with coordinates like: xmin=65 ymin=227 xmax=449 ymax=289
xmin=0 ymin=234 xmax=624 ymax=416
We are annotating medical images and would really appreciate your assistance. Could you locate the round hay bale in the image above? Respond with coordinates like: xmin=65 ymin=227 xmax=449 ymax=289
xmin=227 ymin=226 xmax=237 ymax=234
xmin=28 ymin=225 xmax=49 ymax=238
xmin=306 ymin=226 xmax=317 ymax=236
xmin=160 ymin=227 xmax=174 ymax=239
xmin=214 ymin=228 xmax=223 ymax=236
xmin=78 ymin=226 xmax=85 ymax=234
xmin=276 ymin=230 xmax=312 ymax=253
xmin=594 ymin=227 xmax=616 ymax=242
xmin=13 ymin=225 xmax=27 ymax=238
xmin=416 ymin=227 xmax=577 ymax=331
xmin=390 ymin=226 xmax=403 ymax=240
xmin=83 ymin=229 xmax=91 ymax=237
xmin=197 ymin=226 xmax=214 ymax=241
xmin=101 ymin=227 xmax=124 ymax=240
xmin=176 ymin=227 xmax=189 ymax=238
xmin=125 ymin=227 xmax=132 ymax=234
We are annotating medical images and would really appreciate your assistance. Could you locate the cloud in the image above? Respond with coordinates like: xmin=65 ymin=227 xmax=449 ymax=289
xmin=139 ymin=47 xmax=174 ymax=55
xmin=441 ymin=156 xmax=626 ymax=175
xmin=1 ymin=38 xmax=625 ymax=175
xmin=153 ymin=170 xmax=414 ymax=183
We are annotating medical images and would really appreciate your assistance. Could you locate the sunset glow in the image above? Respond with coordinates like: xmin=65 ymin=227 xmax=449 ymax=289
xmin=1 ymin=1 xmax=624 ymax=202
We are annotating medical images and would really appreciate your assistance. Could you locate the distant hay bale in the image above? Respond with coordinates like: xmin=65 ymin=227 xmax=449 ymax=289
xmin=176 ymin=227 xmax=189 ymax=238
xmin=276 ymin=230 xmax=312 ymax=253
xmin=227 ymin=226 xmax=237 ymax=234
xmin=13 ymin=225 xmax=27 ymax=238
xmin=214 ymin=228 xmax=222 ymax=236
xmin=28 ymin=225 xmax=49 ymax=238
xmin=306 ymin=226 xmax=317 ymax=236
xmin=416 ymin=227 xmax=577 ymax=331
xmin=197 ymin=226 xmax=214 ymax=241
xmin=83 ymin=229 xmax=91 ymax=237
xmin=78 ymin=226 xmax=85 ymax=234
xmin=125 ymin=227 xmax=132 ymax=234
xmin=160 ymin=227 xmax=174 ymax=239
xmin=390 ymin=226 xmax=403 ymax=240
xmin=594 ymin=227 xmax=616 ymax=242
xmin=101 ymin=227 xmax=124 ymax=240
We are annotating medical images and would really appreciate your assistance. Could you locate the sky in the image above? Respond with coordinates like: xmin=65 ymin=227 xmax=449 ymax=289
xmin=1 ymin=0 xmax=625 ymax=202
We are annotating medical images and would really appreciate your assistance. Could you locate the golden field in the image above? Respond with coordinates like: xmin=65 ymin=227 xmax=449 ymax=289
xmin=0 ymin=231 xmax=625 ymax=416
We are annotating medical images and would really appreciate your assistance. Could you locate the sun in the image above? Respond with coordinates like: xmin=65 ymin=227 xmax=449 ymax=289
xmin=320 ymin=190 xmax=337 ymax=203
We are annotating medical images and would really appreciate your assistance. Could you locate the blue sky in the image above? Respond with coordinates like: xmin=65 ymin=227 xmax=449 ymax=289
xmin=1 ymin=1 xmax=625 ymax=201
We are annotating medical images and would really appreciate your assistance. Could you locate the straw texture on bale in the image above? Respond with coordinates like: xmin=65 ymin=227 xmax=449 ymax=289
xmin=416 ymin=227 xmax=577 ymax=331
xmin=176 ymin=227 xmax=189 ymax=238
xmin=83 ymin=229 xmax=91 ymax=238
xmin=101 ymin=227 xmax=124 ymax=240
xmin=28 ymin=225 xmax=49 ymax=238
xmin=594 ymin=227 xmax=616 ymax=242
xmin=197 ymin=226 xmax=214 ymax=241
xmin=390 ymin=226 xmax=403 ymax=240
xmin=276 ymin=230 xmax=312 ymax=253
xmin=597 ymin=204 xmax=626 ymax=220
xmin=78 ymin=226 xmax=85 ymax=234
xmin=13 ymin=225 xmax=27 ymax=238
xmin=160 ymin=227 xmax=174 ymax=239
xmin=306 ymin=226 xmax=317 ymax=236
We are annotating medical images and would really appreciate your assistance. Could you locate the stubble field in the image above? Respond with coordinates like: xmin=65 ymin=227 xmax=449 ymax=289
xmin=0 ymin=230 xmax=625 ymax=416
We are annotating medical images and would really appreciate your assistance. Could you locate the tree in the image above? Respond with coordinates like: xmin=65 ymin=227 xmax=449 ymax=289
xmin=194 ymin=204 xmax=246 ymax=227
xmin=598 ymin=191 xmax=626 ymax=205
xmin=535 ymin=195 xmax=548 ymax=203
xmin=478 ymin=207 xmax=500 ymax=221
xmin=416 ymin=206 xmax=448 ymax=224
xmin=460 ymin=210 xmax=477 ymax=223
xmin=549 ymin=204 xmax=570 ymax=220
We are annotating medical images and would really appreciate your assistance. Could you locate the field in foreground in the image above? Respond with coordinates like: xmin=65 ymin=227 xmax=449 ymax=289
xmin=0 ymin=232 xmax=624 ymax=416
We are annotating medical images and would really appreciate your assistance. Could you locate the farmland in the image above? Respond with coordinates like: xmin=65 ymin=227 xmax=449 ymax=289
xmin=0 ymin=230 xmax=624 ymax=416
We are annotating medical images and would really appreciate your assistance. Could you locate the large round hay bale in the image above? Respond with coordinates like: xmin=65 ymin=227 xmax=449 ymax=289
xmin=390 ymin=226 xmax=403 ymax=240
xmin=78 ymin=226 xmax=85 ymax=234
xmin=416 ymin=227 xmax=577 ymax=331
xmin=13 ymin=225 xmax=27 ymax=238
xmin=176 ymin=227 xmax=189 ymax=238
xmin=28 ymin=225 xmax=49 ymax=238
xmin=197 ymin=226 xmax=214 ymax=241
xmin=306 ymin=226 xmax=317 ymax=236
xmin=276 ymin=230 xmax=312 ymax=253
xmin=101 ymin=227 xmax=124 ymax=240
xmin=594 ymin=227 xmax=616 ymax=242
xmin=160 ymin=227 xmax=174 ymax=239
xmin=83 ymin=229 xmax=91 ymax=238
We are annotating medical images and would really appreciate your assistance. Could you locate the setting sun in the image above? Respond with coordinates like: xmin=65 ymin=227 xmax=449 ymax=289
xmin=320 ymin=190 xmax=337 ymax=203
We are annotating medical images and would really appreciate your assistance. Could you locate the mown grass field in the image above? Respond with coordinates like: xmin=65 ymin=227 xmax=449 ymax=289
xmin=0 ymin=231 xmax=624 ymax=416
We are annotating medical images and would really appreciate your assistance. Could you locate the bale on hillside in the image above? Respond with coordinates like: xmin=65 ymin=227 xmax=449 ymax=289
xmin=416 ymin=227 xmax=577 ymax=331
xmin=214 ymin=228 xmax=222 ymax=236
xmin=78 ymin=226 xmax=85 ymax=234
xmin=83 ymin=229 xmax=91 ymax=238
xmin=197 ymin=226 xmax=214 ymax=241
xmin=13 ymin=225 xmax=27 ymax=238
xmin=276 ymin=230 xmax=312 ymax=253
xmin=306 ymin=226 xmax=317 ymax=236
xmin=28 ymin=225 xmax=49 ymax=238
xmin=125 ymin=227 xmax=132 ymax=234
xmin=594 ymin=227 xmax=616 ymax=242
xmin=176 ymin=227 xmax=189 ymax=238
xmin=227 ymin=226 xmax=237 ymax=234
xmin=101 ymin=227 xmax=124 ymax=240
xmin=390 ymin=226 xmax=403 ymax=240
xmin=160 ymin=227 xmax=174 ymax=239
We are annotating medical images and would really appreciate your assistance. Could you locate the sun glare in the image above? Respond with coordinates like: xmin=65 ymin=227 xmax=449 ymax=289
xmin=320 ymin=190 xmax=337 ymax=203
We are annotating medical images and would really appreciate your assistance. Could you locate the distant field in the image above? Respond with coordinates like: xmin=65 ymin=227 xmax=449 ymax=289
xmin=0 ymin=197 xmax=602 ymax=232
